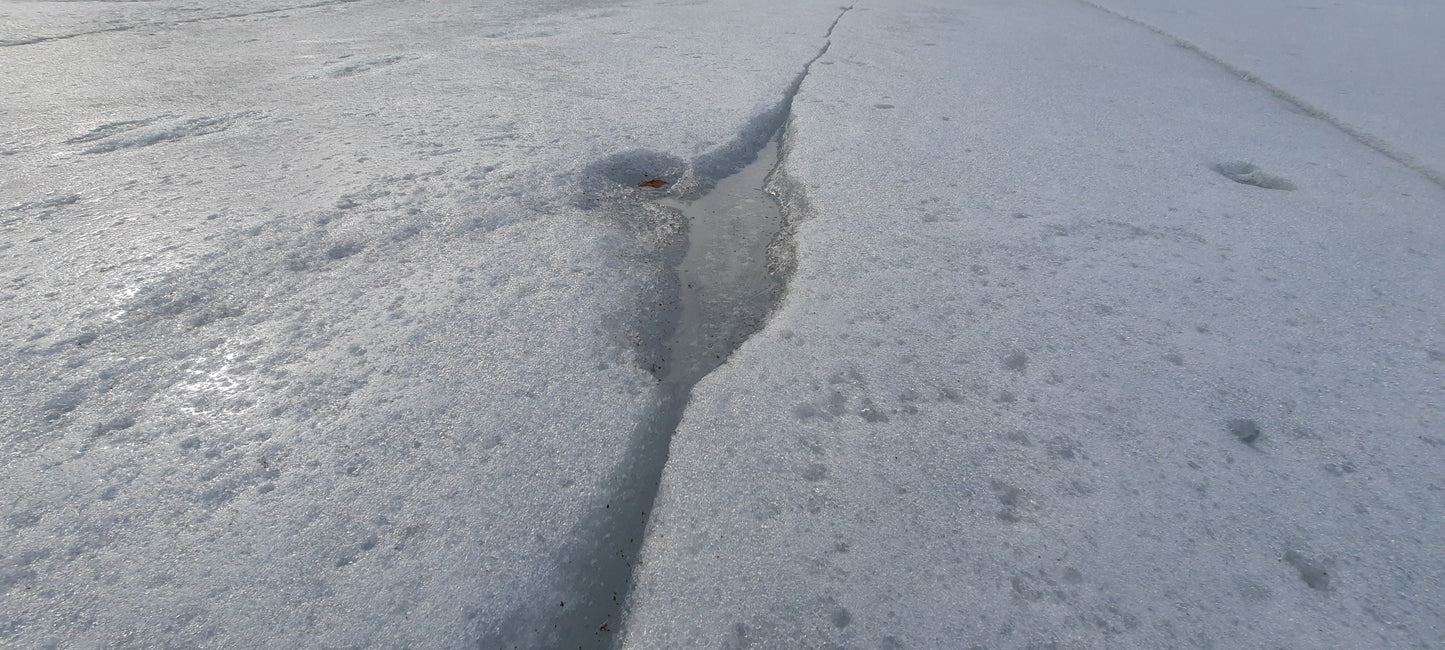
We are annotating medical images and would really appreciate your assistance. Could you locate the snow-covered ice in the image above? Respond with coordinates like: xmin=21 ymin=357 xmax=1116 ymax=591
xmin=3 ymin=0 xmax=1443 ymax=647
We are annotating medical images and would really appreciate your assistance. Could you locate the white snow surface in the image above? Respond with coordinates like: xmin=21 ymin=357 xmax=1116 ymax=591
xmin=2 ymin=0 xmax=1443 ymax=648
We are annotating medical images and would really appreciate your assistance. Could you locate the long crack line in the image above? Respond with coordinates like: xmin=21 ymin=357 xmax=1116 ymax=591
xmin=1075 ymin=0 xmax=1445 ymax=192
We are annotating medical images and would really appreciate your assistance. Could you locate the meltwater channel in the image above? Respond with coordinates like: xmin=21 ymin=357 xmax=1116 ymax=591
xmin=657 ymin=130 xmax=787 ymax=387
xmin=547 ymin=130 xmax=790 ymax=649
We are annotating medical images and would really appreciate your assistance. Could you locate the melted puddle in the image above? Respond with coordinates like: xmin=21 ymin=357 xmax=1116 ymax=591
xmin=658 ymin=130 xmax=785 ymax=386
xmin=545 ymin=132 xmax=789 ymax=649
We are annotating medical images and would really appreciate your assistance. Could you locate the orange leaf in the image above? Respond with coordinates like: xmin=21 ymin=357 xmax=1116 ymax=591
xmin=638 ymin=178 xmax=668 ymax=188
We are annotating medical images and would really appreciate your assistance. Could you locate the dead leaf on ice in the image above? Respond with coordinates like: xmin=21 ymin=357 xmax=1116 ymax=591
xmin=638 ymin=178 xmax=668 ymax=188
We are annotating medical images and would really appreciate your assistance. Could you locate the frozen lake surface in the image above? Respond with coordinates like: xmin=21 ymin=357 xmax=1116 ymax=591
xmin=2 ymin=0 xmax=1443 ymax=647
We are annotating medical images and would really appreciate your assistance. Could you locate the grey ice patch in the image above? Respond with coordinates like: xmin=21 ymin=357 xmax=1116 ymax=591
xmin=1212 ymin=161 xmax=1297 ymax=191
xmin=65 ymin=117 xmax=165 ymax=144
xmin=36 ymin=194 xmax=80 ymax=209
xmin=325 ymin=54 xmax=409 ymax=78
xmin=1045 ymin=436 xmax=1081 ymax=460
xmin=1236 ymin=579 xmax=1273 ymax=602
xmin=858 ymin=398 xmax=890 ymax=423
xmin=801 ymin=463 xmax=829 ymax=482
xmin=92 ymin=415 xmax=136 ymax=436
xmin=7 ymin=510 xmax=42 ymax=529
xmin=723 ymin=622 xmax=752 ymax=650
xmin=1283 ymin=550 xmax=1332 ymax=591
xmin=581 ymin=149 xmax=689 ymax=200
xmin=8 ymin=193 xmax=81 ymax=215
xmin=1003 ymin=350 xmax=1029 ymax=373
xmin=991 ymin=479 xmax=1024 ymax=522
xmin=858 ymin=407 xmax=889 ymax=423
xmin=793 ymin=403 xmax=829 ymax=420
xmin=326 ymin=243 xmax=363 ymax=260
xmin=187 ymin=305 xmax=244 ymax=328
xmin=54 ymin=331 xmax=98 ymax=349
xmin=1227 ymin=418 xmax=1261 ymax=445
xmin=42 ymin=390 xmax=85 ymax=421
xmin=80 ymin=113 xmax=248 ymax=154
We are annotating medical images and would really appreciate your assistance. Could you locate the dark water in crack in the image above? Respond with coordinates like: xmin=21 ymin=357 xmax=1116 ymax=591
xmin=491 ymin=8 xmax=847 ymax=642
xmin=537 ymin=132 xmax=787 ymax=650
xmin=658 ymin=130 xmax=785 ymax=386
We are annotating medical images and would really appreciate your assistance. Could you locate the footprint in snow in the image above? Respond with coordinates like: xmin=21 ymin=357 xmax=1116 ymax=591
xmin=1212 ymin=161 xmax=1297 ymax=191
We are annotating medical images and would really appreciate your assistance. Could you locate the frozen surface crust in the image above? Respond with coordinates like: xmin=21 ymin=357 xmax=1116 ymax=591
xmin=622 ymin=0 xmax=1445 ymax=648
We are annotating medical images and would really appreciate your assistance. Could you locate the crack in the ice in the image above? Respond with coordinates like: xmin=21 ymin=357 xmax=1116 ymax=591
xmin=823 ymin=4 xmax=852 ymax=39
xmin=0 ymin=0 xmax=361 ymax=47
xmin=499 ymin=7 xmax=853 ymax=649
xmin=1076 ymin=0 xmax=1445 ymax=192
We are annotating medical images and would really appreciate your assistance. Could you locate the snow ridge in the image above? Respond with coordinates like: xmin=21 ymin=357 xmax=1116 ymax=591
xmin=1076 ymin=0 xmax=1445 ymax=191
